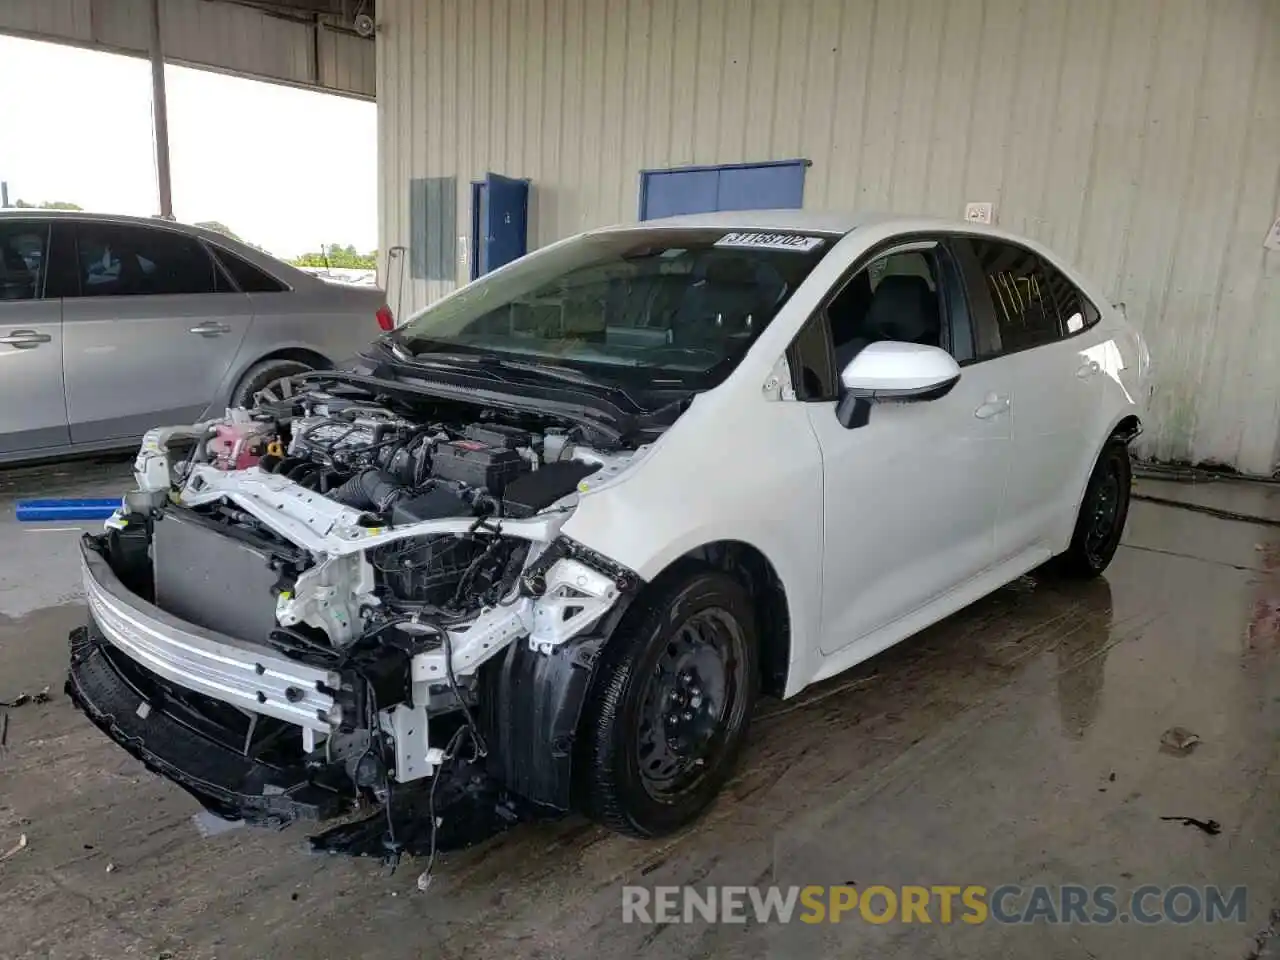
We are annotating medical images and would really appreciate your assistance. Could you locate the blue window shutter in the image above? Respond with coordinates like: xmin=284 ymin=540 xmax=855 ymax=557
xmin=639 ymin=161 xmax=808 ymax=220
xmin=715 ymin=162 xmax=806 ymax=211
xmin=640 ymin=169 xmax=719 ymax=220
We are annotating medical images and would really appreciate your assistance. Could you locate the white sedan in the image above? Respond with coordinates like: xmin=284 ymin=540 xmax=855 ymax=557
xmin=69 ymin=212 xmax=1149 ymax=847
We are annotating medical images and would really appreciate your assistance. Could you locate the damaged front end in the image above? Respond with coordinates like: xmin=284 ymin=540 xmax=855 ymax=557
xmin=68 ymin=376 xmax=643 ymax=845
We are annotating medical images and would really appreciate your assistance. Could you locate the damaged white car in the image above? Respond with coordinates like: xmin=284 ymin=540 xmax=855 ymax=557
xmin=68 ymin=212 xmax=1148 ymax=850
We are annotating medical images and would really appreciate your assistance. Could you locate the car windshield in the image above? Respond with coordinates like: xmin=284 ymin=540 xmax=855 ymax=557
xmin=396 ymin=228 xmax=834 ymax=387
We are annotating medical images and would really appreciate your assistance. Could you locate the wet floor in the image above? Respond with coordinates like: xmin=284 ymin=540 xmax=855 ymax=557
xmin=0 ymin=459 xmax=1277 ymax=959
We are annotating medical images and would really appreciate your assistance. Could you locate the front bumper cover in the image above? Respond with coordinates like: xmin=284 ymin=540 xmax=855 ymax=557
xmin=70 ymin=519 xmax=644 ymax=829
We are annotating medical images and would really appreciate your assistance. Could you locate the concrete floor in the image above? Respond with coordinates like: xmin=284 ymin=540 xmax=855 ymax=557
xmin=0 ymin=457 xmax=1277 ymax=959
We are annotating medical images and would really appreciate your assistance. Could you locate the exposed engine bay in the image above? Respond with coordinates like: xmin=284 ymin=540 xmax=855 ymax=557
xmin=72 ymin=373 xmax=648 ymax=845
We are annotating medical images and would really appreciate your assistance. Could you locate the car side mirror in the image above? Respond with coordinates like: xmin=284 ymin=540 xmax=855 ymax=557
xmin=835 ymin=341 xmax=962 ymax=429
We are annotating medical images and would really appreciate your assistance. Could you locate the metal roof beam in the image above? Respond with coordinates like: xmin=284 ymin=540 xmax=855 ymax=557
xmin=203 ymin=1 xmax=371 ymax=21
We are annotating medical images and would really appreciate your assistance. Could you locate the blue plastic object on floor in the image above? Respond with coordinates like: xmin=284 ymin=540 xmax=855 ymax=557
xmin=16 ymin=498 xmax=121 ymax=522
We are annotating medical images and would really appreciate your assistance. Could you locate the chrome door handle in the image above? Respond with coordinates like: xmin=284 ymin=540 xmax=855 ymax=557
xmin=1076 ymin=360 xmax=1101 ymax=379
xmin=974 ymin=395 xmax=1010 ymax=419
xmin=0 ymin=329 xmax=52 ymax=348
xmin=190 ymin=321 xmax=232 ymax=337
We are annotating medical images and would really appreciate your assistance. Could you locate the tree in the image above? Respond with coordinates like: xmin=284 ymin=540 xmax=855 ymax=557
xmin=13 ymin=199 xmax=82 ymax=210
xmin=194 ymin=221 xmax=272 ymax=254
xmin=290 ymin=245 xmax=377 ymax=270
xmin=194 ymin=220 xmax=241 ymax=241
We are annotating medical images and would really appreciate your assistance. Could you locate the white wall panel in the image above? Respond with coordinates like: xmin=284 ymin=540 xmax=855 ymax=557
xmin=379 ymin=0 xmax=1280 ymax=473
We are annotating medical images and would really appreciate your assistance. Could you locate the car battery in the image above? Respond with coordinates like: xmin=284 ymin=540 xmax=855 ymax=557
xmin=431 ymin=438 xmax=526 ymax=494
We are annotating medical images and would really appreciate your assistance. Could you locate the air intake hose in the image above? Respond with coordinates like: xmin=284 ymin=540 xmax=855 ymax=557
xmin=331 ymin=468 xmax=411 ymax=513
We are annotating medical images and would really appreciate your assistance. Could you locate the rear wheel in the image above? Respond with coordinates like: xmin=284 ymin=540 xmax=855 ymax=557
xmin=230 ymin=359 xmax=314 ymax=409
xmin=1048 ymin=436 xmax=1132 ymax=579
xmin=576 ymin=565 xmax=758 ymax=838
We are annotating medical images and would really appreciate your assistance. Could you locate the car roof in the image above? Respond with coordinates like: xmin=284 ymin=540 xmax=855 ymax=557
xmin=2 ymin=208 xmax=206 ymax=229
xmin=598 ymin=209 xmax=1070 ymax=259
xmin=0 ymin=209 xmax=264 ymax=246
xmin=601 ymin=208 xmax=1028 ymax=237
xmin=608 ymin=209 xmax=886 ymax=235
xmin=0 ymin=208 xmax=319 ymax=288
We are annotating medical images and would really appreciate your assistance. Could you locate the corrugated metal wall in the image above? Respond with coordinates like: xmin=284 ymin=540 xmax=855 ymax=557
xmin=379 ymin=0 xmax=1280 ymax=474
xmin=0 ymin=0 xmax=375 ymax=98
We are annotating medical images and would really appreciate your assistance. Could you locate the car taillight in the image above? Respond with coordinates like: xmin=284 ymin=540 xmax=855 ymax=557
xmin=376 ymin=305 xmax=395 ymax=331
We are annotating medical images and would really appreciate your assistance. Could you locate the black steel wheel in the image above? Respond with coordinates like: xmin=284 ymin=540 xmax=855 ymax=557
xmin=576 ymin=564 xmax=758 ymax=838
xmin=1049 ymin=436 xmax=1132 ymax=579
xmin=635 ymin=607 xmax=750 ymax=802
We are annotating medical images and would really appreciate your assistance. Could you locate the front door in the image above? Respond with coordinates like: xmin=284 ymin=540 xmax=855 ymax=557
xmin=60 ymin=221 xmax=252 ymax=443
xmin=0 ymin=219 xmax=69 ymax=454
xmin=804 ymin=239 xmax=1012 ymax=656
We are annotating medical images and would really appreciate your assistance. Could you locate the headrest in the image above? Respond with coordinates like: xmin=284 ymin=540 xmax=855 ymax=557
xmin=865 ymin=274 xmax=938 ymax=343
xmin=695 ymin=255 xmax=760 ymax=286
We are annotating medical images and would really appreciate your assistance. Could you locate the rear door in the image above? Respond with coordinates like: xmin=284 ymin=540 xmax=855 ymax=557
xmin=954 ymin=237 xmax=1107 ymax=559
xmin=209 ymin=243 xmax=379 ymax=367
xmin=0 ymin=218 xmax=68 ymax=453
xmin=60 ymin=221 xmax=253 ymax=442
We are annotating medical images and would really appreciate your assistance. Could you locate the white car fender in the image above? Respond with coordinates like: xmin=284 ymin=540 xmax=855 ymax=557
xmin=560 ymin=376 xmax=827 ymax=697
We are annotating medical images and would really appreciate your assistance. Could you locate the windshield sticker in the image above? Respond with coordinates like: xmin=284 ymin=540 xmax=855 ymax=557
xmin=714 ymin=232 xmax=825 ymax=253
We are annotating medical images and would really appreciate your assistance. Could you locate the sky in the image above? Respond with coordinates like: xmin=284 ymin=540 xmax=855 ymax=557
xmin=0 ymin=35 xmax=377 ymax=260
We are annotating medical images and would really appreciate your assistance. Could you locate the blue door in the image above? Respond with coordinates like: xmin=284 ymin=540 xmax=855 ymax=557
xmin=472 ymin=173 xmax=529 ymax=279
xmin=639 ymin=160 xmax=808 ymax=221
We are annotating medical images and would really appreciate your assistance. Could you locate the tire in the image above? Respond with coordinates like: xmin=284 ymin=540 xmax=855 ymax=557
xmin=229 ymin=359 xmax=314 ymax=409
xmin=576 ymin=564 xmax=759 ymax=838
xmin=1047 ymin=436 xmax=1132 ymax=579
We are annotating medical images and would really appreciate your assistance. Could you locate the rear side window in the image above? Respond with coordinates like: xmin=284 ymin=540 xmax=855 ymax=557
xmin=211 ymin=246 xmax=287 ymax=293
xmin=72 ymin=223 xmax=218 ymax=297
xmin=0 ymin=221 xmax=48 ymax=300
xmin=959 ymin=239 xmax=1062 ymax=357
xmin=1038 ymin=257 xmax=1100 ymax=335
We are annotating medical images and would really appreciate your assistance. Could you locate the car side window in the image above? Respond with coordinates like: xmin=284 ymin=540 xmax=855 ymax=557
xmin=211 ymin=246 xmax=288 ymax=293
xmin=961 ymin=238 xmax=1062 ymax=356
xmin=72 ymin=223 xmax=218 ymax=297
xmin=1038 ymin=257 xmax=1100 ymax=335
xmin=0 ymin=222 xmax=49 ymax=301
xmin=827 ymin=248 xmax=944 ymax=372
xmin=789 ymin=239 xmax=972 ymax=399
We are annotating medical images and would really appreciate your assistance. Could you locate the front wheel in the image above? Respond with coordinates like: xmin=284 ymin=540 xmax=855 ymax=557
xmin=1048 ymin=436 xmax=1132 ymax=579
xmin=576 ymin=565 xmax=759 ymax=838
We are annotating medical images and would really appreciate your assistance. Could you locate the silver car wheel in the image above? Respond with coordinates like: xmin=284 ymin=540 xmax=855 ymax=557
xmin=254 ymin=375 xmax=297 ymax=406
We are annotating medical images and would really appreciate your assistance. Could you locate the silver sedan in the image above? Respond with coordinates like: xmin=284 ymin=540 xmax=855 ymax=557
xmin=0 ymin=210 xmax=387 ymax=464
